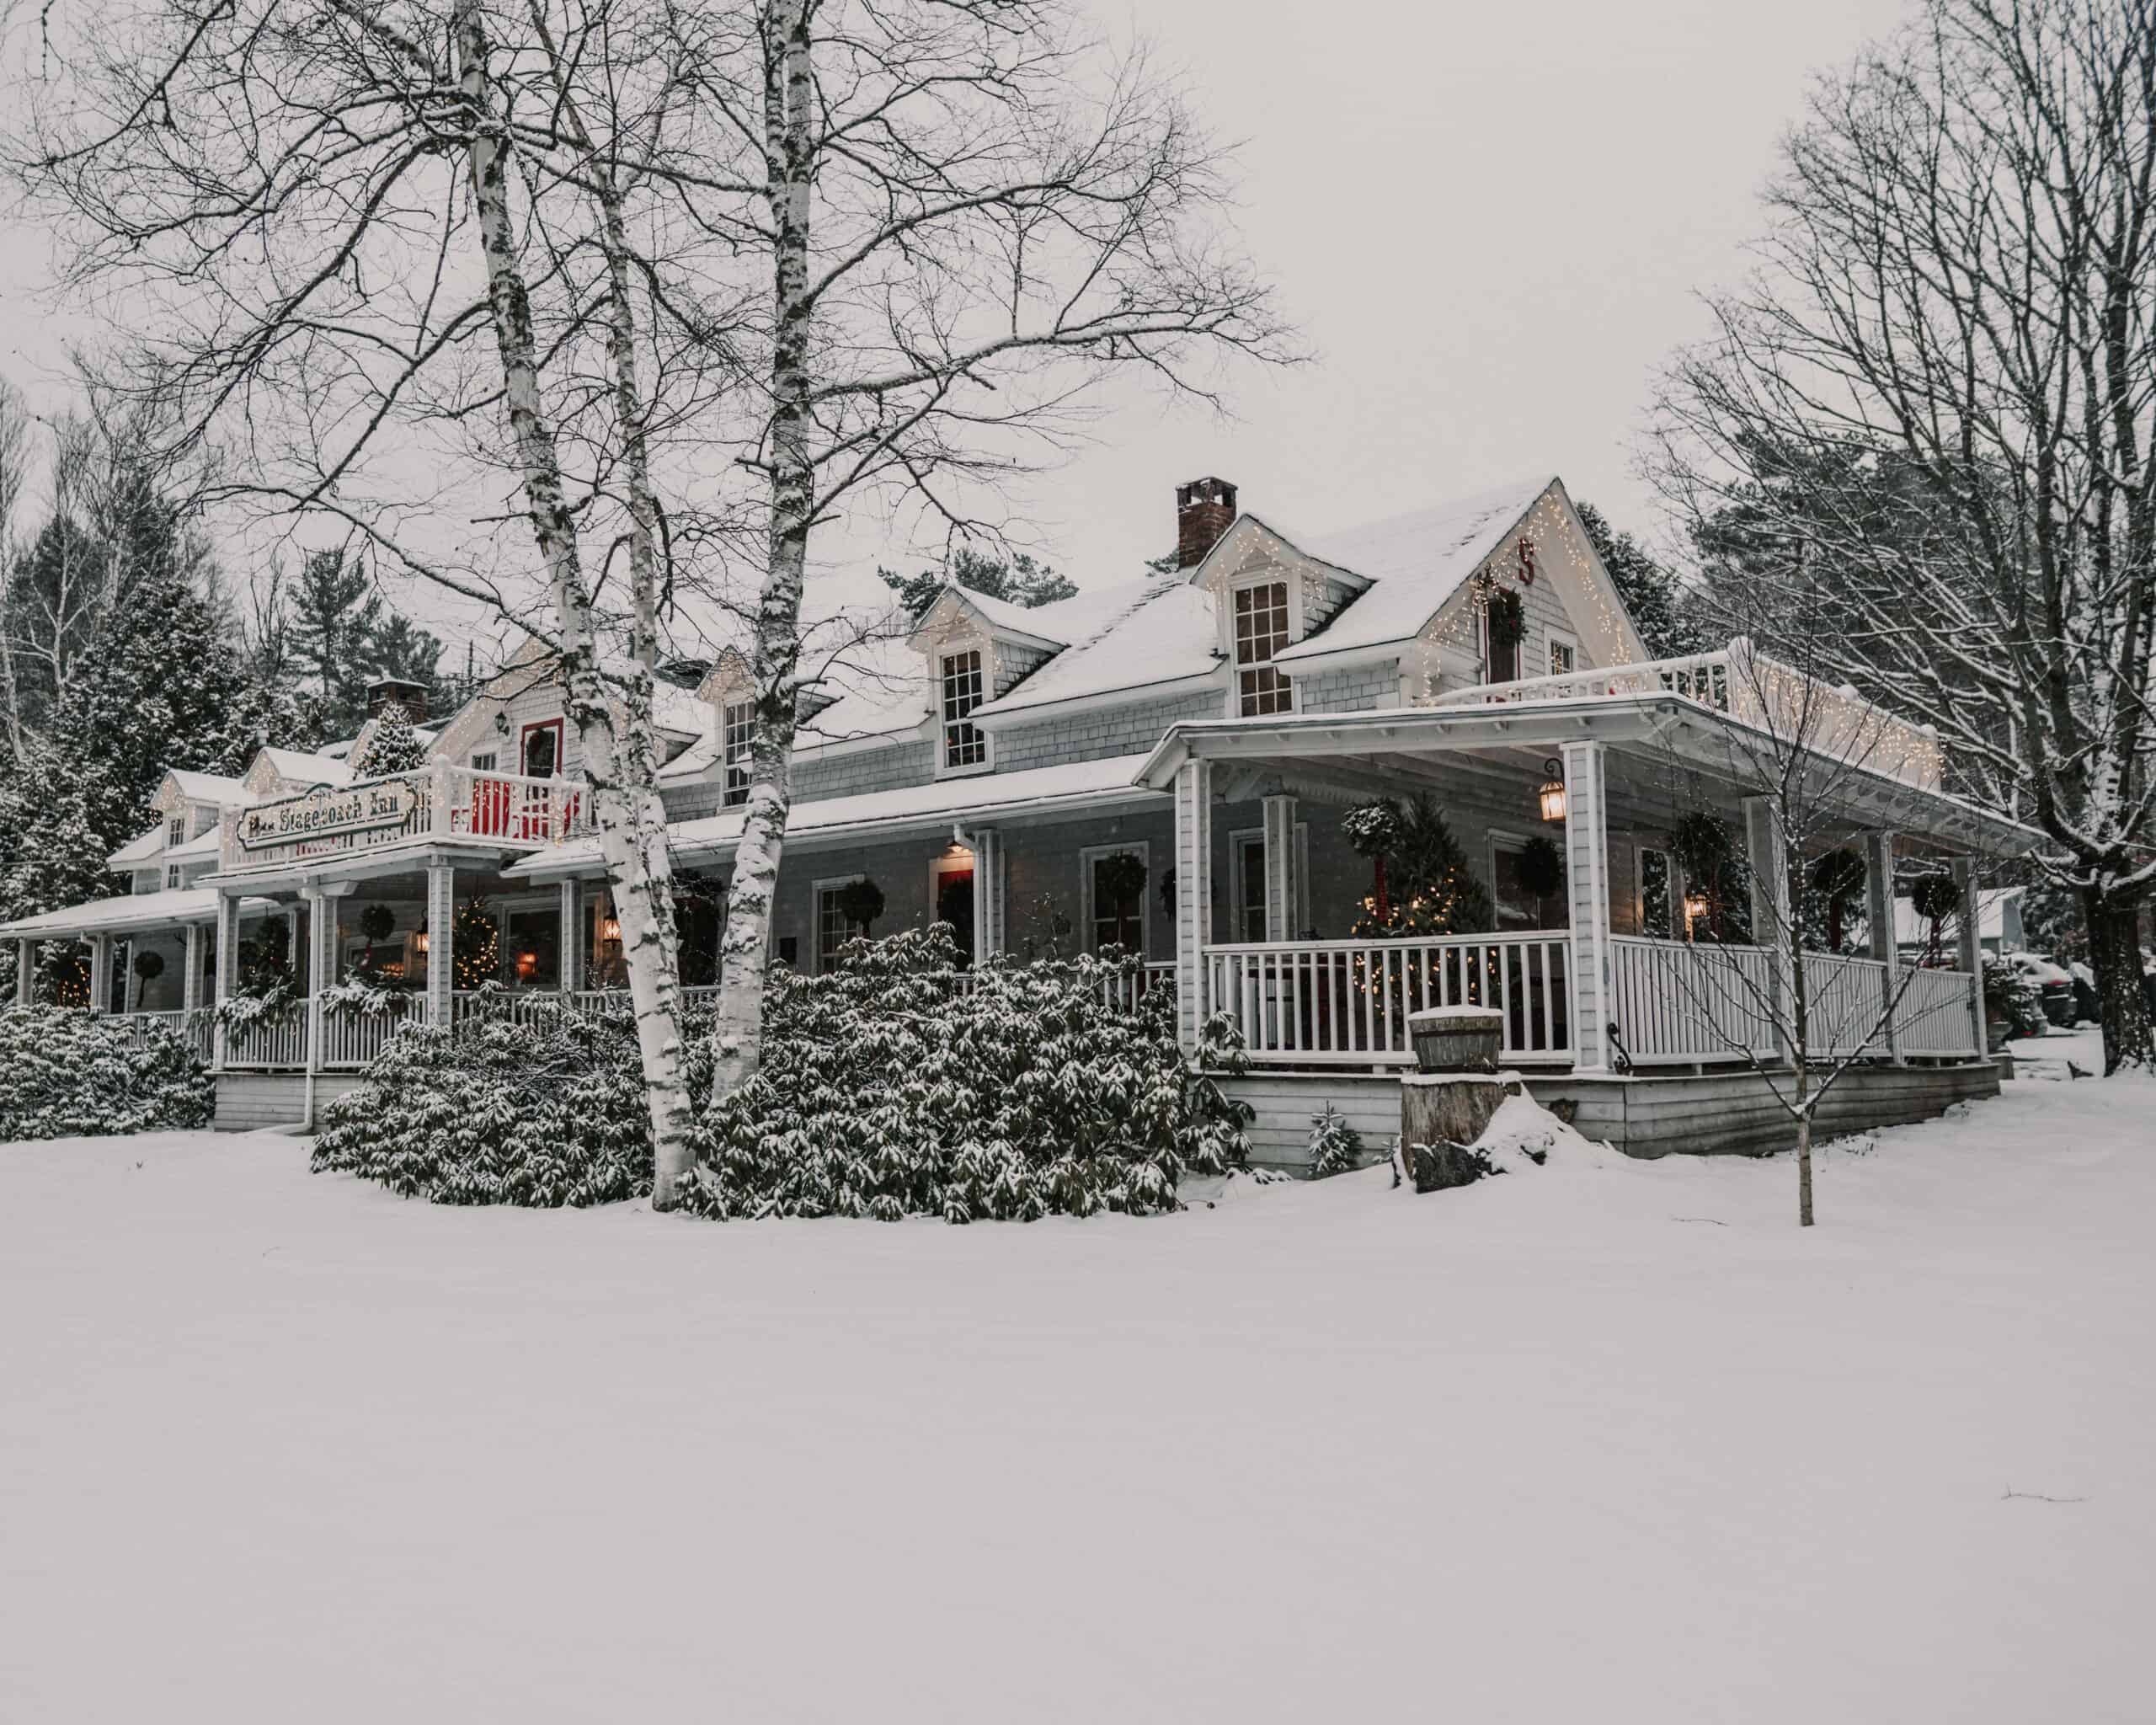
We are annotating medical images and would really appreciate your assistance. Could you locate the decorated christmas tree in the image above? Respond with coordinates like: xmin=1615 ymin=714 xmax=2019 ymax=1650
xmin=453 ymin=897 xmax=501 ymax=990
xmin=1346 ymin=795 xmax=1493 ymax=937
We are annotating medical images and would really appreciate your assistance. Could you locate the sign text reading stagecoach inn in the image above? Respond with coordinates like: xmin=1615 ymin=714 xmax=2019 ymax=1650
xmin=239 ymin=780 xmax=421 ymax=851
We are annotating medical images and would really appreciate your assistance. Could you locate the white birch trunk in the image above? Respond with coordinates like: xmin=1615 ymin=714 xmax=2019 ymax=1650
xmin=455 ymin=0 xmax=696 ymax=1201
xmin=711 ymin=0 xmax=814 ymax=1103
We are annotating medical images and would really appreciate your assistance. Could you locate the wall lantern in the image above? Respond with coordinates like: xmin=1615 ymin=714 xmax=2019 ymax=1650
xmin=413 ymin=931 xmax=430 ymax=953
xmin=1537 ymin=758 xmax=1567 ymax=823
xmin=1683 ymin=889 xmax=1710 ymax=936
xmin=598 ymin=899 xmax=623 ymax=945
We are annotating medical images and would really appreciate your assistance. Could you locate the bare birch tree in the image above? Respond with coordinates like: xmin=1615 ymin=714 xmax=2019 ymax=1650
xmin=1640 ymin=589 xmax=1983 ymax=1227
xmin=1647 ymin=0 xmax=2156 ymax=1073
xmin=655 ymin=0 xmax=1294 ymax=1108
xmin=8 ymin=0 xmax=755 ymax=1196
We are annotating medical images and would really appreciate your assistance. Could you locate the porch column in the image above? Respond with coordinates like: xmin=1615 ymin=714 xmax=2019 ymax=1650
xmin=1742 ymin=795 xmax=1796 ymax=1065
xmin=1561 ymin=740 xmax=1612 ymax=1070
xmin=16 ymin=937 xmax=35 ymax=1007
xmin=212 ymin=890 xmax=241 ymax=1069
xmin=1863 ymin=830 xmax=1903 ymax=1064
xmin=1172 ymin=759 xmax=1214 ymax=1054
xmin=182 ymin=922 xmax=205 ymax=1015
xmin=122 ymin=940 xmax=141 ymax=1015
xmin=285 ymin=905 xmax=302 ymax=985
xmin=424 ymin=862 xmax=455 ymax=1028
xmin=1953 ymin=856 xmax=1988 ymax=1056
xmin=1261 ymin=791 xmax=1298 ymax=942
xmin=969 ymin=828 xmax=1005 ymax=960
xmin=559 ymin=878 xmax=584 ymax=996
xmin=87 ymin=933 xmax=111 ymax=1014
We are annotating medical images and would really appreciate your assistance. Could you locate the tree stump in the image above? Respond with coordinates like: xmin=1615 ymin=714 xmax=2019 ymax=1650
xmin=1403 ymin=1138 xmax=1492 ymax=1194
xmin=1401 ymin=1071 xmax=1521 ymax=1149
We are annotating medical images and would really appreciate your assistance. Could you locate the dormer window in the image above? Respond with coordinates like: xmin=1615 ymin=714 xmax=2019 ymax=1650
xmin=166 ymin=816 xmax=184 ymax=850
xmin=722 ymin=698 xmax=755 ymax=808
xmin=1234 ymin=581 xmax=1293 ymax=715
xmin=941 ymin=649 xmax=987 ymax=769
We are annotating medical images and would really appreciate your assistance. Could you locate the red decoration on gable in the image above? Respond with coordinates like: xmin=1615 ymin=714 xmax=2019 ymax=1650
xmin=1513 ymin=535 xmax=1538 ymax=587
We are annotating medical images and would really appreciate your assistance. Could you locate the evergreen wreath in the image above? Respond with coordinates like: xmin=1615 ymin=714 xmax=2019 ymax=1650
xmin=131 ymin=948 xmax=165 ymax=981
xmin=835 ymin=878 xmax=886 ymax=932
xmin=358 ymin=904 xmax=397 ymax=944
xmin=1515 ymin=833 xmax=1566 ymax=901
xmin=1093 ymin=850 xmax=1147 ymax=910
xmin=1485 ymin=586 xmax=1526 ymax=650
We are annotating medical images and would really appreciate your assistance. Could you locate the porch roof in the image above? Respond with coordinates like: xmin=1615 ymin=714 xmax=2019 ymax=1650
xmin=1134 ymin=694 xmax=2044 ymax=856
xmin=0 ymin=886 xmax=280 ymax=940
xmin=504 ymin=750 xmax=1165 ymax=884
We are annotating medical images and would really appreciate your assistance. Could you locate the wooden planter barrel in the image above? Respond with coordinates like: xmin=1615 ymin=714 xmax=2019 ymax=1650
xmin=1406 ymin=1005 xmax=1503 ymax=1074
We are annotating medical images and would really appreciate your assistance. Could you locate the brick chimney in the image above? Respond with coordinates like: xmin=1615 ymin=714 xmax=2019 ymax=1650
xmin=366 ymin=676 xmax=430 ymax=724
xmin=1176 ymin=477 xmax=1238 ymax=569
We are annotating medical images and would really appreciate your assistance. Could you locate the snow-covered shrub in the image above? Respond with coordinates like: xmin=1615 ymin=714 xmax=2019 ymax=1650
xmin=0 ymin=1006 xmax=212 ymax=1140
xmin=1308 ymin=1103 xmax=1364 ymax=1178
xmin=677 ymin=925 xmax=1250 ymax=1222
xmin=310 ymin=997 xmax=689 ymax=1205
xmin=1983 ymin=956 xmax=2045 ymax=1039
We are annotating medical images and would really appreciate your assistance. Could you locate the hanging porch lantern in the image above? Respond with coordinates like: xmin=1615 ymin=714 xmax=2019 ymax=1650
xmin=1537 ymin=757 xmax=1567 ymax=823
xmin=598 ymin=900 xmax=623 ymax=946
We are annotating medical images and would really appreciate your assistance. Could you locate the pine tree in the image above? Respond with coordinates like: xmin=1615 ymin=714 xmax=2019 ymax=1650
xmin=1348 ymin=797 xmax=1494 ymax=937
xmin=351 ymin=702 xmax=431 ymax=777
xmin=452 ymin=897 xmax=500 ymax=990
xmin=287 ymin=549 xmax=383 ymax=737
xmin=880 ymin=546 xmax=1080 ymax=617
xmin=1575 ymin=500 xmax=1716 ymax=660
xmin=366 ymin=612 xmax=444 ymax=702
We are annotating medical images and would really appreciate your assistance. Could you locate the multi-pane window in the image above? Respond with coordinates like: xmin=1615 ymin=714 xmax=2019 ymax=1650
xmin=1549 ymin=635 xmax=1577 ymax=676
xmin=1234 ymin=581 xmax=1292 ymax=715
xmin=942 ymin=649 xmax=987 ymax=768
xmin=166 ymin=816 xmax=184 ymax=849
xmin=470 ymin=751 xmax=499 ymax=772
xmin=816 ymin=883 xmax=866 ymax=971
xmin=722 ymin=699 xmax=755 ymax=807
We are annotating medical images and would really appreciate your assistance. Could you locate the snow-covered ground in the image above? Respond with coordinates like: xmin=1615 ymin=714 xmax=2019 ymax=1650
xmin=3 ymin=1070 xmax=2148 ymax=1722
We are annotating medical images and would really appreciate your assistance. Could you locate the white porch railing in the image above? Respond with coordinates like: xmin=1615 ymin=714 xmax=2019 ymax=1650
xmin=1607 ymin=937 xmax=1977 ymax=1065
xmin=1205 ymin=933 xmax=1572 ymax=1066
xmin=222 ymin=1009 xmax=308 ymax=1070
xmin=222 ymin=763 xmax=591 ymax=872
xmin=1427 ymin=639 xmax=1945 ymax=793
xmin=320 ymin=994 xmax=424 ymax=1070
xmin=1897 ymin=964 xmax=1984 ymax=1057
xmin=112 ymin=1007 xmax=216 ymax=1064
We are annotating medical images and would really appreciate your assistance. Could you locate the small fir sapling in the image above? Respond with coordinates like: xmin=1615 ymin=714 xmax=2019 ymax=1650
xmin=1346 ymin=796 xmax=1492 ymax=937
xmin=1308 ymin=1103 xmax=1365 ymax=1178
xmin=452 ymin=897 xmax=501 ymax=990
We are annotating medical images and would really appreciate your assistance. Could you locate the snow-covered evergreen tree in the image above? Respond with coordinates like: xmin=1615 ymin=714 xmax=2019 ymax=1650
xmin=351 ymin=703 xmax=430 ymax=777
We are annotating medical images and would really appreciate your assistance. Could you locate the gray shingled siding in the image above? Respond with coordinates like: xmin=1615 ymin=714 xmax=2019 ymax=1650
xmin=661 ymin=736 xmax=937 ymax=823
xmin=993 ymin=642 xmax=1053 ymax=697
xmin=1295 ymin=660 xmax=1401 ymax=714
xmin=994 ymin=689 xmax=1223 ymax=772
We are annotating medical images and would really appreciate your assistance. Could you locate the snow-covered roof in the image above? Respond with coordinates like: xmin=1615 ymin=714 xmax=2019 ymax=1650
xmin=166 ymin=770 xmax=252 ymax=805
xmin=0 ymin=886 xmax=280 ymax=939
xmin=515 ymin=751 xmax=1164 ymax=879
xmin=257 ymin=748 xmax=354 ymax=788
xmin=970 ymin=573 xmax=1219 ymax=719
xmin=106 ymin=825 xmax=168 ymax=868
xmin=1272 ymin=475 xmax=1556 ymax=666
xmin=168 ymin=825 xmax=224 ymax=862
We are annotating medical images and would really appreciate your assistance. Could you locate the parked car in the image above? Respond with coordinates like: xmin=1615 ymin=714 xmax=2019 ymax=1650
xmin=2068 ymin=960 xmax=2100 ymax=1025
xmin=2005 ymin=951 xmax=2076 ymax=1027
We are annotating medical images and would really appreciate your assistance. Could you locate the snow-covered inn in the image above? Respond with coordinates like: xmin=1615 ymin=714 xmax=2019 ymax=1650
xmin=0 ymin=476 xmax=2038 ymax=1161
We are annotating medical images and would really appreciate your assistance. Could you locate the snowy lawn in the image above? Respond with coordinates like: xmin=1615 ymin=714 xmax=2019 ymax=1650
xmin=2 ymin=1076 xmax=2148 ymax=1723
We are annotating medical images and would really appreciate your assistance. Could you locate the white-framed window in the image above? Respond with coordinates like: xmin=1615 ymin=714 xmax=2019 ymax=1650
xmin=1547 ymin=630 xmax=1578 ymax=677
xmin=1637 ymin=845 xmax=1676 ymax=940
xmin=470 ymin=750 xmax=499 ymax=772
xmin=165 ymin=815 xmax=184 ymax=849
xmin=813 ymin=874 xmax=869 ymax=973
xmin=1228 ymin=825 xmax=1311 ymax=942
xmin=1080 ymin=842 xmax=1150 ymax=954
xmin=940 ymin=649 xmax=989 ymax=770
xmin=722 ymin=698 xmax=755 ymax=807
xmin=164 ymin=862 xmax=183 ymax=890
xmin=1233 ymin=580 xmax=1293 ymax=715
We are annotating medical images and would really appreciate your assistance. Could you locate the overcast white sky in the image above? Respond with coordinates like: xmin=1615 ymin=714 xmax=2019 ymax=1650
xmin=1 ymin=0 xmax=1906 ymax=621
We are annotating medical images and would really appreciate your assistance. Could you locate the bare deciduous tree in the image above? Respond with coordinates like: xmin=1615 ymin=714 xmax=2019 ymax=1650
xmin=1647 ymin=0 xmax=2156 ymax=1073
xmin=659 ymin=0 xmax=1296 ymax=1120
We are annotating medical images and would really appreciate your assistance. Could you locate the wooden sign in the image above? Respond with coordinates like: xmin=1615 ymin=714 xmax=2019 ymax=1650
xmin=238 ymin=778 xmax=424 ymax=851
